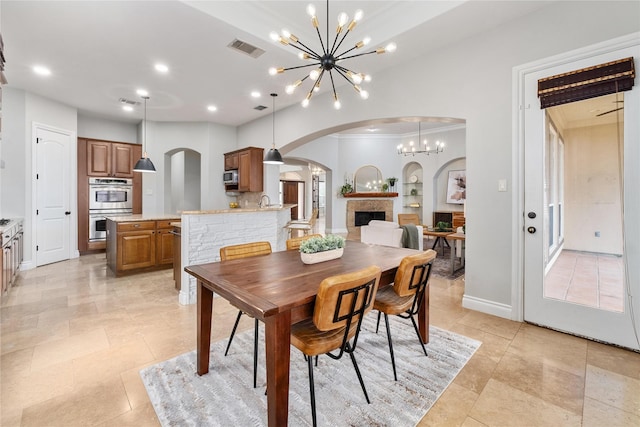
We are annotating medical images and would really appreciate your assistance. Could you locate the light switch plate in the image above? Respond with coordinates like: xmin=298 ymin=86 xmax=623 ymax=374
xmin=498 ymin=179 xmax=507 ymax=192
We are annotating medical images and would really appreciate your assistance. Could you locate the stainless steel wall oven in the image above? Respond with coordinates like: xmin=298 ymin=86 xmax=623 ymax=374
xmin=88 ymin=178 xmax=133 ymax=241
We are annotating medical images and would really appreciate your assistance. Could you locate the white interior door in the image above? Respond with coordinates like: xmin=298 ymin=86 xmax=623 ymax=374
xmin=522 ymin=47 xmax=640 ymax=351
xmin=35 ymin=126 xmax=71 ymax=266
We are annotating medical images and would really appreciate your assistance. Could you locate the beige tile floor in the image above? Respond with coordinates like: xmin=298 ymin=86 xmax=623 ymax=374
xmin=545 ymin=250 xmax=624 ymax=312
xmin=1 ymin=253 xmax=639 ymax=427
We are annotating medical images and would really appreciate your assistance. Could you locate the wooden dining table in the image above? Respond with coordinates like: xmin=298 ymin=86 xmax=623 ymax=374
xmin=185 ymin=241 xmax=428 ymax=427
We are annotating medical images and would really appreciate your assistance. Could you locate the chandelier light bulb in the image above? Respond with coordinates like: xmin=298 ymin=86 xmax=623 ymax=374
xmin=359 ymin=89 xmax=369 ymax=100
xmin=386 ymin=42 xmax=397 ymax=53
xmin=409 ymin=140 xmax=414 ymax=146
xmin=298 ymin=52 xmax=308 ymax=60
xmin=306 ymin=4 xmax=316 ymax=17
xmin=302 ymin=98 xmax=310 ymax=108
xmin=337 ymin=12 xmax=349 ymax=28
xmin=269 ymin=31 xmax=279 ymax=41
xmin=353 ymin=9 xmax=364 ymax=21
xmin=309 ymin=69 xmax=321 ymax=80
xmin=282 ymin=29 xmax=291 ymax=39
xmin=364 ymin=74 xmax=372 ymax=82
xmin=285 ymin=85 xmax=295 ymax=94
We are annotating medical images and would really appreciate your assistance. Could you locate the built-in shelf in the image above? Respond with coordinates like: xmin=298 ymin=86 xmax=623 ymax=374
xmin=342 ymin=192 xmax=398 ymax=198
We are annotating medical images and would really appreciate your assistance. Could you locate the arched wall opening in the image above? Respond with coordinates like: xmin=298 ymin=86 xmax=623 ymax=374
xmin=164 ymin=148 xmax=202 ymax=214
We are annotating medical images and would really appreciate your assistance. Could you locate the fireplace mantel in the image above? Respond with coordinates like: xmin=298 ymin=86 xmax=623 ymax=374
xmin=342 ymin=192 xmax=398 ymax=198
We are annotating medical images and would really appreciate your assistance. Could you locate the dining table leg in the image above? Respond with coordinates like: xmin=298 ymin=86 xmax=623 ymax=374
xmin=265 ymin=310 xmax=292 ymax=427
xmin=418 ymin=283 xmax=430 ymax=344
xmin=196 ymin=281 xmax=213 ymax=376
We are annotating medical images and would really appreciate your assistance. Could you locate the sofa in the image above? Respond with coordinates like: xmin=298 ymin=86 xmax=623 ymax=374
xmin=360 ymin=220 xmax=423 ymax=250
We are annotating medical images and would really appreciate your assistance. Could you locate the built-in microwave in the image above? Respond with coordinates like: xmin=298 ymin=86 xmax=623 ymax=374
xmin=223 ymin=170 xmax=238 ymax=184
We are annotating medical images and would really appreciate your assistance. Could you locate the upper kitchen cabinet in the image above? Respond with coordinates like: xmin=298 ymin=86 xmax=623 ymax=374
xmin=87 ymin=140 xmax=140 ymax=178
xmin=224 ymin=147 xmax=264 ymax=192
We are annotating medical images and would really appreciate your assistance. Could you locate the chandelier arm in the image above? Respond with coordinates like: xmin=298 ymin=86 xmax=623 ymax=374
xmin=286 ymin=41 xmax=322 ymax=60
xmin=330 ymin=28 xmax=352 ymax=56
xmin=335 ymin=49 xmax=378 ymax=61
xmin=328 ymin=70 xmax=339 ymax=98
xmin=314 ymin=26 xmax=327 ymax=55
xmin=334 ymin=44 xmax=359 ymax=58
xmin=281 ymin=62 xmax=322 ymax=73
xmin=332 ymin=67 xmax=358 ymax=89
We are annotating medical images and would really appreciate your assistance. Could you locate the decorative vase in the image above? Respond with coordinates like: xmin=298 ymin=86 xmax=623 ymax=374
xmin=300 ymin=248 xmax=344 ymax=264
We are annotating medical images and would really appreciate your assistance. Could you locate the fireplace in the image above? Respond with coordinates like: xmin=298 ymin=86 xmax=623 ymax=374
xmin=355 ymin=211 xmax=385 ymax=227
xmin=346 ymin=200 xmax=394 ymax=239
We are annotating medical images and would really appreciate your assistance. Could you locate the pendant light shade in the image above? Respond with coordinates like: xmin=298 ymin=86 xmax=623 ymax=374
xmin=133 ymin=96 xmax=157 ymax=173
xmin=264 ymin=93 xmax=284 ymax=165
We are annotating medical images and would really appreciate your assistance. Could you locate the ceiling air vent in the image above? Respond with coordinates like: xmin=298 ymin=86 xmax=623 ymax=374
xmin=119 ymin=98 xmax=140 ymax=106
xmin=228 ymin=39 xmax=265 ymax=59
xmin=254 ymin=105 xmax=268 ymax=111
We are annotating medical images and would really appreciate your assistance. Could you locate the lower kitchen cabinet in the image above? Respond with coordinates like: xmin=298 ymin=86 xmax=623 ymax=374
xmin=106 ymin=217 xmax=179 ymax=277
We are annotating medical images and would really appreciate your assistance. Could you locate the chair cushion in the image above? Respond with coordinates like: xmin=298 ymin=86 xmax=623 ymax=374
xmin=291 ymin=318 xmax=359 ymax=357
xmin=373 ymin=286 xmax=414 ymax=315
xmin=368 ymin=220 xmax=399 ymax=228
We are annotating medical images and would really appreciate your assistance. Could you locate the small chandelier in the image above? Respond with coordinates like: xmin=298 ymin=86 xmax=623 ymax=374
xmin=397 ymin=122 xmax=445 ymax=156
xmin=133 ymin=95 xmax=156 ymax=172
xmin=268 ymin=0 xmax=396 ymax=110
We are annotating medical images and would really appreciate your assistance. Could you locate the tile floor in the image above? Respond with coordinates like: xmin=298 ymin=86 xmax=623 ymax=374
xmin=1 ymin=253 xmax=639 ymax=426
xmin=545 ymin=250 xmax=625 ymax=312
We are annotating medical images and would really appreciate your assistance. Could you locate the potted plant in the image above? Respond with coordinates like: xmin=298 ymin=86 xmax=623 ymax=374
xmin=382 ymin=183 xmax=389 ymax=192
xmin=386 ymin=177 xmax=397 ymax=191
xmin=339 ymin=183 xmax=353 ymax=196
xmin=299 ymin=234 xmax=346 ymax=264
xmin=435 ymin=221 xmax=450 ymax=231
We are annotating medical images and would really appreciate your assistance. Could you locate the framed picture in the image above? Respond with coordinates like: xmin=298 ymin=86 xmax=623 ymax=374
xmin=446 ymin=170 xmax=466 ymax=204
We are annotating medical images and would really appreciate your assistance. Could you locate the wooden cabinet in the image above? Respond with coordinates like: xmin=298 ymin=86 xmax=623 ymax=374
xmin=78 ymin=138 xmax=142 ymax=253
xmin=87 ymin=140 xmax=137 ymax=178
xmin=223 ymin=147 xmax=263 ymax=192
xmin=432 ymin=211 xmax=465 ymax=229
xmin=155 ymin=221 xmax=175 ymax=266
xmin=224 ymin=152 xmax=239 ymax=170
xmin=172 ymin=225 xmax=181 ymax=291
xmin=106 ymin=218 xmax=179 ymax=276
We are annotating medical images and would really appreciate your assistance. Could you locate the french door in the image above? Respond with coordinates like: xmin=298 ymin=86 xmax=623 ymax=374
xmin=522 ymin=45 xmax=640 ymax=350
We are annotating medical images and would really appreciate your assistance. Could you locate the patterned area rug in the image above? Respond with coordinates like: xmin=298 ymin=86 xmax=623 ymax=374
xmin=141 ymin=315 xmax=480 ymax=426
xmin=425 ymin=238 xmax=465 ymax=279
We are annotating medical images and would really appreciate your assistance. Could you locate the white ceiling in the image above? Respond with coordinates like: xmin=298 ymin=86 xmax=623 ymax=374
xmin=2 ymin=1 xmax=552 ymax=134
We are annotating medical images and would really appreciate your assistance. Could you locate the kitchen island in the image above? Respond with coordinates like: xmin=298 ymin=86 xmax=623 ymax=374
xmin=178 ymin=204 xmax=295 ymax=304
xmin=106 ymin=214 xmax=181 ymax=277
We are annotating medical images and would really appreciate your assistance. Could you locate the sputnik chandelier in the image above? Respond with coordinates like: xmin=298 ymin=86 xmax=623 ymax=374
xmin=397 ymin=122 xmax=445 ymax=156
xmin=268 ymin=0 xmax=396 ymax=109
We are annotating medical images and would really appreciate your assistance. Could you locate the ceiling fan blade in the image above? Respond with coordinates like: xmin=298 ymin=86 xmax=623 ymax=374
xmin=596 ymin=107 xmax=623 ymax=117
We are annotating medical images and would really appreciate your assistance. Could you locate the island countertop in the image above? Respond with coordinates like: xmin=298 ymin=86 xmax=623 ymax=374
xmin=181 ymin=204 xmax=296 ymax=215
xmin=105 ymin=214 xmax=181 ymax=223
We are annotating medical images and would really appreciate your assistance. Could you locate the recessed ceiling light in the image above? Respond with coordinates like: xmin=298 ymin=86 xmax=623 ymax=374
xmin=136 ymin=89 xmax=149 ymax=97
xmin=122 ymin=105 xmax=134 ymax=112
xmin=33 ymin=65 xmax=51 ymax=76
xmin=207 ymin=105 xmax=217 ymax=112
xmin=251 ymin=91 xmax=261 ymax=98
xmin=154 ymin=63 xmax=169 ymax=73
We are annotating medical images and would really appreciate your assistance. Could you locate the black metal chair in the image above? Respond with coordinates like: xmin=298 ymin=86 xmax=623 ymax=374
xmin=290 ymin=265 xmax=381 ymax=427
xmin=219 ymin=241 xmax=272 ymax=388
xmin=374 ymin=249 xmax=436 ymax=381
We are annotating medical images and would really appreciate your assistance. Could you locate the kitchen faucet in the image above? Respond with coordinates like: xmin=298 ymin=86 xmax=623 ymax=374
xmin=259 ymin=194 xmax=271 ymax=208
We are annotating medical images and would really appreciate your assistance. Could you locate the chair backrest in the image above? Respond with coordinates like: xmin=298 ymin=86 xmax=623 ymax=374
xmin=393 ymin=250 xmax=437 ymax=313
xmin=314 ymin=265 xmax=381 ymax=339
xmin=286 ymin=233 xmax=323 ymax=251
xmin=308 ymin=208 xmax=319 ymax=227
xmin=398 ymin=213 xmax=421 ymax=226
xmin=220 ymin=241 xmax=272 ymax=261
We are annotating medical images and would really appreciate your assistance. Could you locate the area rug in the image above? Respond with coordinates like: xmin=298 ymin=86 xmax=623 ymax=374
xmin=425 ymin=238 xmax=465 ymax=279
xmin=141 ymin=315 xmax=481 ymax=426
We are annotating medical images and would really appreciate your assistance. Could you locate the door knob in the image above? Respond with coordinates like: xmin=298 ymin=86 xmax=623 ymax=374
xmin=65 ymin=211 xmax=71 ymax=215
xmin=527 ymin=226 xmax=536 ymax=234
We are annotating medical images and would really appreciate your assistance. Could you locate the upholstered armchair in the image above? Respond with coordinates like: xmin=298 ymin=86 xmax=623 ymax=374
xmin=360 ymin=220 xmax=423 ymax=250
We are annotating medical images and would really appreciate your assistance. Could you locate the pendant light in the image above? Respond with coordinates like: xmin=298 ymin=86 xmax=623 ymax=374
xmin=263 ymin=93 xmax=284 ymax=164
xmin=133 ymin=95 xmax=157 ymax=173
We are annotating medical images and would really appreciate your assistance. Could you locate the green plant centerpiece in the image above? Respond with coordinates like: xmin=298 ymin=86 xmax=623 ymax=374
xmin=299 ymin=234 xmax=346 ymax=264
xmin=381 ymin=183 xmax=389 ymax=192
xmin=435 ymin=221 xmax=450 ymax=231
xmin=340 ymin=183 xmax=353 ymax=196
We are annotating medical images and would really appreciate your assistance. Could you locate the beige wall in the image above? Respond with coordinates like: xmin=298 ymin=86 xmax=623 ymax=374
xmin=564 ymin=123 xmax=623 ymax=255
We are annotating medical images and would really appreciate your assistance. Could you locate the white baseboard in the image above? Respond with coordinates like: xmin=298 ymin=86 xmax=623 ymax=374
xmin=462 ymin=295 xmax=513 ymax=320
xmin=325 ymin=228 xmax=348 ymax=235
xmin=19 ymin=260 xmax=36 ymax=271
